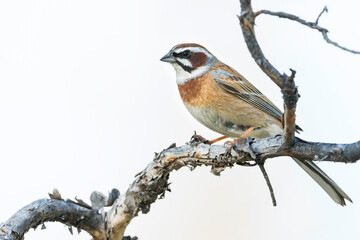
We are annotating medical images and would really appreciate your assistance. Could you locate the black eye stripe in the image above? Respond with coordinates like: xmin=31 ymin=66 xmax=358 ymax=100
xmin=173 ymin=50 xmax=191 ymax=59
xmin=181 ymin=50 xmax=191 ymax=58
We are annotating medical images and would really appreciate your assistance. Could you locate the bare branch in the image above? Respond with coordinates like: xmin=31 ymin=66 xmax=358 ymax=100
xmin=256 ymin=8 xmax=360 ymax=55
xmin=239 ymin=0 xmax=360 ymax=149
xmin=281 ymin=69 xmax=298 ymax=149
xmin=1 ymin=136 xmax=360 ymax=239
xmin=86 ymin=135 xmax=360 ymax=229
xmin=0 ymin=199 xmax=105 ymax=240
xmin=238 ymin=0 xmax=299 ymax=148
xmin=96 ymin=136 xmax=360 ymax=236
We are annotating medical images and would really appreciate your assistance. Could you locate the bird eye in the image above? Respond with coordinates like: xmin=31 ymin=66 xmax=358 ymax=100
xmin=181 ymin=50 xmax=191 ymax=59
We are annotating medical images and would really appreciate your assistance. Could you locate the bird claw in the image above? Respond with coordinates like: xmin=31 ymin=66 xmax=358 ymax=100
xmin=223 ymin=141 xmax=234 ymax=159
xmin=190 ymin=132 xmax=210 ymax=144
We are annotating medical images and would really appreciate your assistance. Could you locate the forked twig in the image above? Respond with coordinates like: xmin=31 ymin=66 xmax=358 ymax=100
xmin=256 ymin=7 xmax=360 ymax=54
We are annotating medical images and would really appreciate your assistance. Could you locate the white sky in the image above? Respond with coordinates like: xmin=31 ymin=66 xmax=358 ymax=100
xmin=1 ymin=0 xmax=360 ymax=240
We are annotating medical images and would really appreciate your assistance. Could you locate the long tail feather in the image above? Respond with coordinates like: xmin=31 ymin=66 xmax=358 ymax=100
xmin=292 ymin=157 xmax=352 ymax=206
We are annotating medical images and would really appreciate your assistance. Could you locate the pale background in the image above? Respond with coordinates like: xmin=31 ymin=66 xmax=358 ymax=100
xmin=1 ymin=0 xmax=360 ymax=239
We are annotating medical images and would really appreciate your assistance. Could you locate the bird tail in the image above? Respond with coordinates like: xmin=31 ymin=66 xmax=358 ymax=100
xmin=292 ymin=157 xmax=352 ymax=206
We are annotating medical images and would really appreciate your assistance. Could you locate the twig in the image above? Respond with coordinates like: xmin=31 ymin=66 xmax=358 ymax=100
xmin=315 ymin=6 xmax=328 ymax=25
xmin=321 ymin=32 xmax=360 ymax=54
xmin=257 ymin=161 xmax=277 ymax=206
xmin=256 ymin=8 xmax=360 ymax=54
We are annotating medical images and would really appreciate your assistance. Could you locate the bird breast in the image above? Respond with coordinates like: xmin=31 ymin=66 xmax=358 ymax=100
xmin=177 ymin=73 xmax=283 ymax=138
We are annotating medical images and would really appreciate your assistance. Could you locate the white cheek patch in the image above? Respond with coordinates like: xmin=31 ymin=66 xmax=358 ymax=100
xmin=176 ymin=58 xmax=192 ymax=67
xmin=173 ymin=63 xmax=213 ymax=85
xmin=171 ymin=46 xmax=216 ymax=85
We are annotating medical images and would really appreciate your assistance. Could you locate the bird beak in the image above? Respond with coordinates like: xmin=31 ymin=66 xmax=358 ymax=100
xmin=160 ymin=51 xmax=176 ymax=63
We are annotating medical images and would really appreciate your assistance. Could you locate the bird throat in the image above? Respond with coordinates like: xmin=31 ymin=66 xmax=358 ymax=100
xmin=177 ymin=75 xmax=208 ymax=106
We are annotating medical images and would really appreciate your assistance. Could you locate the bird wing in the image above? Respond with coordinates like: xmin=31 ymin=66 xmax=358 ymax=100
xmin=210 ymin=62 xmax=283 ymax=122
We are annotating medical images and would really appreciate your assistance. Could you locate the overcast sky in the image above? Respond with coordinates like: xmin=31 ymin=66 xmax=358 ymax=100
xmin=1 ymin=1 xmax=360 ymax=240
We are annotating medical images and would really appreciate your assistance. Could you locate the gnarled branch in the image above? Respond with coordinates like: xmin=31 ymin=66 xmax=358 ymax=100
xmin=1 ymin=136 xmax=360 ymax=239
xmin=0 ymin=198 xmax=105 ymax=240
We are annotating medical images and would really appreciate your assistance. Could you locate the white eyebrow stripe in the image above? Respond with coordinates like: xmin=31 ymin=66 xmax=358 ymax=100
xmin=174 ymin=47 xmax=206 ymax=53
xmin=173 ymin=47 xmax=212 ymax=58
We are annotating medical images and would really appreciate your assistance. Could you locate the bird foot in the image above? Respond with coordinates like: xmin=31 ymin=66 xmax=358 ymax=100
xmin=225 ymin=137 xmax=256 ymax=159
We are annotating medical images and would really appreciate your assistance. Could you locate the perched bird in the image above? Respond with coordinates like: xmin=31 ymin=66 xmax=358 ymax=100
xmin=160 ymin=43 xmax=351 ymax=205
